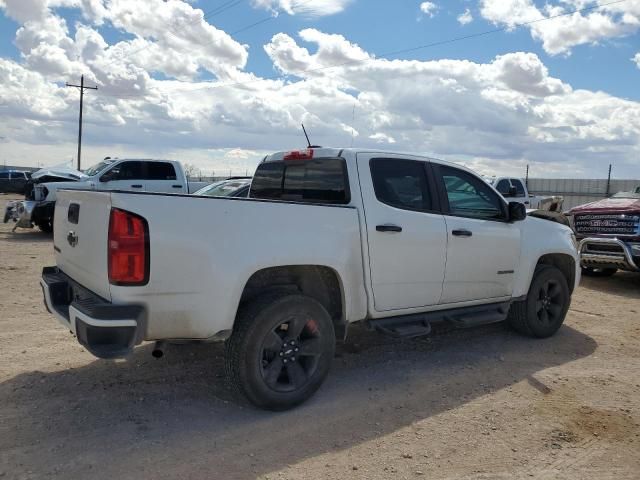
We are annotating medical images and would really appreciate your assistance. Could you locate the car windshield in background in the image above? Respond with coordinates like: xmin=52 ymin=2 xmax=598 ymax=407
xmin=194 ymin=179 xmax=251 ymax=197
xmin=612 ymin=191 xmax=640 ymax=199
xmin=84 ymin=159 xmax=116 ymax=176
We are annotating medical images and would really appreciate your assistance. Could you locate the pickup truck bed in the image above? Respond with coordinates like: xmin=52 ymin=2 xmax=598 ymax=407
xmin=48 ymin=190 xmax=367 ymax=341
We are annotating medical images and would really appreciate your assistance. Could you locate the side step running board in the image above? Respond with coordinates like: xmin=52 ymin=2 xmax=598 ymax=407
xmin=368 ymin=301 xmax=511 ymax=338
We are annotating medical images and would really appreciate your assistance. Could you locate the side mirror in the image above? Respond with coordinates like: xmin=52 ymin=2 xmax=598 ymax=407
xmin=507 ymin=186 xmax=517 ymax=197
xmin=508 ymin=201 xmax=527 ymax=222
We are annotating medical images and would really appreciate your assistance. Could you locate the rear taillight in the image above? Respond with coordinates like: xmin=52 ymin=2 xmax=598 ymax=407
xmin=283 ymin=148 xmax=314 ymax=161
xmin=108 ymin=208 xmax=149 ymax=285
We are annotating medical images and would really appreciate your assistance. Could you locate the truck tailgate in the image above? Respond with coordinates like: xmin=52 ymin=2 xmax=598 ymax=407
xmin=53 ymin=190 xmax=112 ymax=301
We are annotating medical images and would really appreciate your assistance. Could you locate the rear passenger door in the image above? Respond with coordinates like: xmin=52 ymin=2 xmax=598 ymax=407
xmin=357 ymin=153 xmax=447 ymax=312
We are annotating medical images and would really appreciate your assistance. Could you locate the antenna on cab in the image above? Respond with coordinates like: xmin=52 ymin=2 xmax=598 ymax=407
xmin=301 ymin=123 xmax=322 ymax=149
xmin=302 ymin=123 xmax=311 ymax=148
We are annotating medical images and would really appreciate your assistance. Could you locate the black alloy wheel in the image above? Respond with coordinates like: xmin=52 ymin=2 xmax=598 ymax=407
xmin=226 ymin=294 xmax=335 ymax=410
xmin=534 ymin=277 xmax=564 ymax=327
xmin=260 ymin=315 xmax=323 ymax=393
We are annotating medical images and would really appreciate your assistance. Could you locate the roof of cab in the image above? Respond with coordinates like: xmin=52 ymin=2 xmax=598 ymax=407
xmin=263 ymin=147 xmax=458 ymax=168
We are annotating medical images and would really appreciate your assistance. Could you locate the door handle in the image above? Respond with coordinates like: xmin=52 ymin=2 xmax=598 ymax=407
xmin=172 ymin=185 xmax=183 ymax=188
xmin=131 ymin=184 xmax=143 ymax=188
xmin=376 ymin=224 xmax=402 ymax=233
xmin=452 ymin=229 xmax=472 ymax=237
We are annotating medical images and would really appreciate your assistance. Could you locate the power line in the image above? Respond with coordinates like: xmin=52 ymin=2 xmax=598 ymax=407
xmin=99 ymin=0 xmax=629 ymax=100
xmin=197 ymin=0 xmax=629 ymax=91
xmin=66 ymin=74 xmax=98 ymax=170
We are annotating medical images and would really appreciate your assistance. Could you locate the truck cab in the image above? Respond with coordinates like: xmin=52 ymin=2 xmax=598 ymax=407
xmin=5 ymin=159 xmax=205 ymax=233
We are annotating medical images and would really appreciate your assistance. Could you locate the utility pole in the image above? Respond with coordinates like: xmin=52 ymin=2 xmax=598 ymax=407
xmin=66 ymin=75 xmax=97 ymax=171
xmin=525 ymin=164 xmax=529 ymax=188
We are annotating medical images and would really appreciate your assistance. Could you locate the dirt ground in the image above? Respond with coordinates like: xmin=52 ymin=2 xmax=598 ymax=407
xmin=0 ymin=193 xmax=639 ymax=480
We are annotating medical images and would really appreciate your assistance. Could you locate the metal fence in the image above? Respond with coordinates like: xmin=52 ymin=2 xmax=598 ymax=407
xmin=1 ymin=165 xmax=41 ymax=173
xmin=527 ymin=178 xmax=640 ymax=211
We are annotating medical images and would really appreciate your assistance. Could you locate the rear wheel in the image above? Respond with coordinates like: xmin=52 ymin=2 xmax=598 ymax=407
xmin=581 ymin=266 xmax=617 ymax=277
xmin=225 ymin=294 xmax=336 ymax=410
xmin=508 ymin=265 xmax=570 ymax=338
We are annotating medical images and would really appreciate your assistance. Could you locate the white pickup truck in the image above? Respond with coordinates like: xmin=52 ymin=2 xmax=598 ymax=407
xmin=488 ymin=176 xmax=563 ymax=212
xmin=4 ymin=158 xmax=208 ymax=232
xmin=41 ymin=147 xmax=579 ymax=410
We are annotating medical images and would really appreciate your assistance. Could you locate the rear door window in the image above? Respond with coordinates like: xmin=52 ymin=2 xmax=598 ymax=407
xmin=146 ymin=162 xmax=177 ymax=180
xmin=370 ymin=158 xmax=432 ymax=211
xmin=251 ymin=158 xmax=349 ymax=204
xmin=106 ymin=161 xmax=145 ymax=180
xmin=0 ymin=172 xmax=9 ymax=179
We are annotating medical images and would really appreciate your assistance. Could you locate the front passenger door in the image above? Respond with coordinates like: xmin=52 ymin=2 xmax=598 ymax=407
xmin=435 ymin=164 xmax=521 ymax=304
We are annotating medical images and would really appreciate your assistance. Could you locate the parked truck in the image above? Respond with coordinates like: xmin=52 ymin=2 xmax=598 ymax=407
xmin=4 ymin=158 xmax=208 ymax=232
xmin=488 ymin=176 xmax=563 ymax=212
xmin=567 ymin=190 xmax=640 ymax=276
xmin=41 ymin=148 xmax=579 ymax=410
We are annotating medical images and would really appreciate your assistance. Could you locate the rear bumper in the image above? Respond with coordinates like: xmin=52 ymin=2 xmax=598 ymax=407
xmin=41 ymin=266 xmax=145 ymax=358
xmin=578 ymin=238 xmax=640 ymax=272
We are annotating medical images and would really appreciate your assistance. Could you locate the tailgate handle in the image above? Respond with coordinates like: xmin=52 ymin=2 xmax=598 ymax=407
xmin=67 ymin=203 xmax=80 ymax=224
xmin=131 ymin=184 xmax=143 ymax=188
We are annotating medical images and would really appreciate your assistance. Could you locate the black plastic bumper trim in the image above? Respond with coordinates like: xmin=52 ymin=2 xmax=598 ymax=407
xmin=41 ymin=266 xmax=146 ymax=358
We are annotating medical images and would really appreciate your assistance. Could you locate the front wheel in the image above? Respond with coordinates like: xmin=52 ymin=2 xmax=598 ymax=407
xmin=508 ymin=265 xmax=570 ymax=338
xmin=225 ymin=294 xmax=336 ymax=410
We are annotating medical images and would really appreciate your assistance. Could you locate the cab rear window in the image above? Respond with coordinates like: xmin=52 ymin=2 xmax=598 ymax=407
xmin=250 ymin=158 xmax=350 ymax=204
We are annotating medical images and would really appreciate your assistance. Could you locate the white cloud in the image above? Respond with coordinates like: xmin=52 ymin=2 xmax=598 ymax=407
xmin=0 ymin=2 xmax=638 ymax=178
xmin=480 ymin=0 xmax=640 ymax=55
xmin=419 ymin=1 xmax=438 ymax=18
xmin=369 ymin=132 xmax=396 ymax=144
xmin=633 ymin=52 xmax=640 ymax=69
xmin=457 ymin=8 xmax=473 ymax=25
xmin=252 ymin=0 xmax=352 ymax=17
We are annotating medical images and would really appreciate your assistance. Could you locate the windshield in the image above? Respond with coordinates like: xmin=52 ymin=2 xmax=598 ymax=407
xmin=194 ymin=180 xmax=250 ymax=197
xmin=85 ymin=159 xmax=116 ymax=176
xmin=612 ymin=191 xmax=640 ymax=199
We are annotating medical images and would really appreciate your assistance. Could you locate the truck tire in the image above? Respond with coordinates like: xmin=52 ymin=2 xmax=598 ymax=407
xmin=225 ymin=294 xmax=336 ymax=410
xmin=581 ymin=266 xmax=617 ymax=277
xmin=507 ymin=265 xmax=570 ymax=338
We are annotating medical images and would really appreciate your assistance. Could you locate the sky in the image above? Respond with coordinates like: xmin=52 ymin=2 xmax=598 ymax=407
xmin=0 ymin=0 xmax=639 ymax=178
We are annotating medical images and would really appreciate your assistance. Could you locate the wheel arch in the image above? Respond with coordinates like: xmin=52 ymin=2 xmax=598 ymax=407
xmin=534 ymin=253 xmax=577 ymax=294
xmin=237 ymin=265 xmax=347 ymax=339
